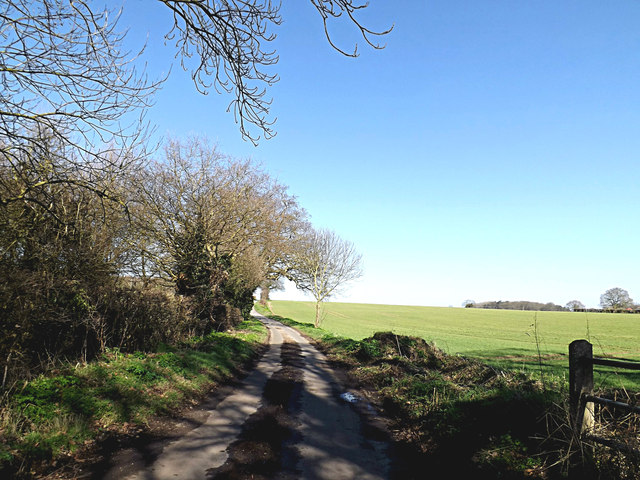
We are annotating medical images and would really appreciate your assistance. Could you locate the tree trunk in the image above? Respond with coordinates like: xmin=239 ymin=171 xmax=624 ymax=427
xmin=314 ymin=301 xmax=320 ymax=328
xmin=259 ymin=285 xmax=270 ymax=305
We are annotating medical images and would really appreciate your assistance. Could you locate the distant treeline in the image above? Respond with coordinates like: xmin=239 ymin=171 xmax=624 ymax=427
xmin=574 ymin=308 xmax=640 ymax=314
xmin=469 ymin=301 xmax=567 ymax=311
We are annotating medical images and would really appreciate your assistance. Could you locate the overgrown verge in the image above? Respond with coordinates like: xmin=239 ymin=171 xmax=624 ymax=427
xmin=255 ymin=306 xmax=638 ymax=480
xmin=0 ymin=318 xmax=268 ymax=479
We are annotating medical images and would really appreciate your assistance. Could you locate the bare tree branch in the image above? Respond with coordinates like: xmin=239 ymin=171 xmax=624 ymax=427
xmin=0 ymin=0 xmax=160 ymax=211
xmin=309 ymin=0 xmax=393 ymax=57
xmin=156 ymin=0 xmax=392 ymax=143
xmin=158 ymin=0 xmax=282 ymax=144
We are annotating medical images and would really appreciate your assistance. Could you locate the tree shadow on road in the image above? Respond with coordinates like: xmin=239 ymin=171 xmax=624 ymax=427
xmin=206 ymin=341 xmax=303 ymax=479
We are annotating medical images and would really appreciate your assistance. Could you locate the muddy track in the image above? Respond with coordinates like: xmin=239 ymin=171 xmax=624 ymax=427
xmin=206 ymin=341 xmax=303 ymax=479
xmin=97 ymin=312 xmax=393 ymax=480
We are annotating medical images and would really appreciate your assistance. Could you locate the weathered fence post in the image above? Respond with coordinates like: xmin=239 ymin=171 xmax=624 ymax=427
xmin=569 ymin=340 xmax=595 ymax=434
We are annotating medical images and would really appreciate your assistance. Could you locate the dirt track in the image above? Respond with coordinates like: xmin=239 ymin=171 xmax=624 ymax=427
xmin=102 ymin=312 xmax=392 ymax=479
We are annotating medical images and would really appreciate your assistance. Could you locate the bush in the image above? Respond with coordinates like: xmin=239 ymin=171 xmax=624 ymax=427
xmin=0 ymin=275 xmax=200 ymax=386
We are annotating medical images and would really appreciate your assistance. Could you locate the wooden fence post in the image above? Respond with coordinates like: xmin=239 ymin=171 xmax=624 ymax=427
xmin=569 ymin=340 xmax=595 ymax=434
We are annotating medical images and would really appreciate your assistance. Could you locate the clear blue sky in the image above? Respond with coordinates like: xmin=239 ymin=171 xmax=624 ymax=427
xmin=120 ymin=1 xmax=640 ymax=308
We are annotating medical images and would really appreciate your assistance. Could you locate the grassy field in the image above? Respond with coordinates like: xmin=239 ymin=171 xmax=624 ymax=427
xmin=267 ymin=300 xmax=640 ymax=390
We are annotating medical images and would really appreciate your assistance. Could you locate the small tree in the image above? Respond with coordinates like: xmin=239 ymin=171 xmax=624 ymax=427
xmin=565 ymin=300 xmax=585 ymax=312
xmin=462 ymin=299 xmax=476 ymax=308
xmin=600 ymin=288 xmax=633 ymax=310
xmin=289 ymin=228 xmax=362 ymax=327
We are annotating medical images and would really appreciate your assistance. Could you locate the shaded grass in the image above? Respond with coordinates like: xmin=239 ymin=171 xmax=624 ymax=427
xmin=0 ymin=318 xmax=268 ymax=478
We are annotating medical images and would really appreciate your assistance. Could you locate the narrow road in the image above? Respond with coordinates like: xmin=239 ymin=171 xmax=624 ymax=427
xmin=105 ymin=312 xmax=391 ymax=480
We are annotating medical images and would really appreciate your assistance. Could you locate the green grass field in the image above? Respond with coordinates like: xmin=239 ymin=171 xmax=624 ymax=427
xmin=267 ymin=300 xmax=640 ymax=390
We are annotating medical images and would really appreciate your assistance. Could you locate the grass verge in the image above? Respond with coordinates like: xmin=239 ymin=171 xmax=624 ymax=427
xmin=0 ymin=318 xmax=268 ymax=479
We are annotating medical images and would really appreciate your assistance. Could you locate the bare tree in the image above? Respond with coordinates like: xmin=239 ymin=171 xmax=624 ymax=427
xmin=289 ymin=228 xmax=362 ymax=327
xmin=130 ymin=136 xmax=309 ymax=322
xmin=0 ymin=0 xmax=159 ymax=212
xmin=0 ymin=0 xmax=390 ymax=223
xmin=600 ymin=288 xmax=633 ymax=310
xmin=1 ymin=1 xmax=391 ymax=157
xmin=0 ymin=0 xmax=391 ymax=227
xmin=135 ymin=137 xmax=305 ymax=279
xmin=565 ymin=300 xmax=585 ymax=312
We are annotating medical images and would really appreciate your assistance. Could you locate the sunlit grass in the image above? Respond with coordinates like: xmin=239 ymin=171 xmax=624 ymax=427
xmin=266 ymin=301 xmax=640 ymax=390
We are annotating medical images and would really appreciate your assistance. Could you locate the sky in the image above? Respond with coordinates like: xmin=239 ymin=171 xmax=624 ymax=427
xmin=119 ymin=1 xmax=640 ymax=309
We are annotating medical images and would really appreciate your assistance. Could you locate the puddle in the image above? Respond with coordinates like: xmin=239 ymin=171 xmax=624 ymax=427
xmin=340 ymin=392 xmax=359 ymax=404
xmin=341 ymin=391 xmax=380 ymax=417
